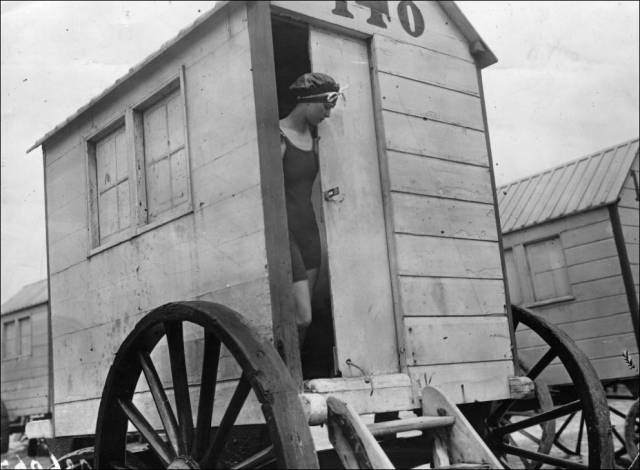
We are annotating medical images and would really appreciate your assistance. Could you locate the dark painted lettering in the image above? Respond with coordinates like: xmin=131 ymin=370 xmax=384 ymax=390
xmin=355 ymin=1 xmax=391 ymax=28
xmin=397 ymin=1 xmax=425 ymax=37
xmin=332 ymin=0 xmax=354 ymax=18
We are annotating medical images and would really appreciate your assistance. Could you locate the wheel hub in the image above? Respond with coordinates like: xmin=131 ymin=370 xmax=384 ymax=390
xmin=167 ymin=455 xmax=199 ymax=469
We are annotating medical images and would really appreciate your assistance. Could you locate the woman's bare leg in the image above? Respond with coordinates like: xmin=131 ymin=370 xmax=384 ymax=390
xmin=293 ymin=268 xmax=318 ymax=348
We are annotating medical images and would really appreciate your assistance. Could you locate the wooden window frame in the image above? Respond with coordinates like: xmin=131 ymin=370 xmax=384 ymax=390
xmin=522 ymin=235 xmax=574 ymax=307
xmin=1 ymin=316 xmax=32 ymax=360
xmin=86 ymin=68 xmax=193 ymax=257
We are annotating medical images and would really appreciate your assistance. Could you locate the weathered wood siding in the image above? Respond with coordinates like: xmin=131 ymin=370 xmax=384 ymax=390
xmin=619 ymin=154 xmax=639 ymax=303
xmin=43 ymin=4 xmax=271 ymax=436
xmin=502 ymin=207 xmax=638 ymax=383
xmin=0 ymin=303 xmax=49 ymax=419
xmin=269 ymin=1 xmax=513 ymax=403
xmin=372 ymin=11 xmax=511 ymax=403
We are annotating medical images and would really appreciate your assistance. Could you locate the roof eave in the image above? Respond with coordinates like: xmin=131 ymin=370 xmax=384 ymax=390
xmin=26 ymin=0 xmax=232 ymax=154
xmin=438 ymin=1 xmax=498 ymax=69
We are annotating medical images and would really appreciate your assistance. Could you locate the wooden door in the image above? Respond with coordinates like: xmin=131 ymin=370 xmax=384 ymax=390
xmin=310 ymin=29 xmax=397 ymax=375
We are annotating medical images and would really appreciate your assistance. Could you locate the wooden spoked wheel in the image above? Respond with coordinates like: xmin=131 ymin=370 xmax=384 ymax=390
xmin=485 ymin=305 xmax=614 ymax=469
xmin=94 ymin=301 xmax=318 ymax=469
xmin=626 ymin=399 xmax=639 ymax=460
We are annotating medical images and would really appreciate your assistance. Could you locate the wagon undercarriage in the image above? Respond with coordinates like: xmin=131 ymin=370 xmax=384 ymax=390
xmin=86 ymin=302 xmax=617 ymax=469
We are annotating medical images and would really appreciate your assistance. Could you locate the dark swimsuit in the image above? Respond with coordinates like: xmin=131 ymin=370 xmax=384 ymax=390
xmin=281 ymin=129 xmax=321 ymax=282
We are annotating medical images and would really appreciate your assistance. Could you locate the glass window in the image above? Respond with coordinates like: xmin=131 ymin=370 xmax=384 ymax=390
xmin=525 ymin=237 xmax=571 ymax=302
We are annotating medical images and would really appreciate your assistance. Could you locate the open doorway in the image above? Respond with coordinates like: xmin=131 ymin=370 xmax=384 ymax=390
xmin=271 ymin=16 xmax=337 ymax=379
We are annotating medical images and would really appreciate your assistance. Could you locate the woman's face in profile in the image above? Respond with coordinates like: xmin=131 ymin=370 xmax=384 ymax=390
xmin=305 ymin=102 xmax=333 ymax=126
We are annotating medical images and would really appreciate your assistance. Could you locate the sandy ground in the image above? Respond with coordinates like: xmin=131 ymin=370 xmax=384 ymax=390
xmin=1 ymin=397 xmax=636 ymax=468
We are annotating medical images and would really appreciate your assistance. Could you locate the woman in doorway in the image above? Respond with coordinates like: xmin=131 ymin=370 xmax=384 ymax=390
xmin=279 ymin=72 xmax=343 ymax=347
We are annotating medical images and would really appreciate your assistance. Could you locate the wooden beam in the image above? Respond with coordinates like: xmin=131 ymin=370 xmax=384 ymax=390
xmin=421 ymin=386 xmax=503 ymax=468
xmin=246 ymin=0 xmax=303 ymax=386
xmin=367 ymin=416 xmax=455 ymax=437
xmin=327 ymin=397 xmax=394 ymax=469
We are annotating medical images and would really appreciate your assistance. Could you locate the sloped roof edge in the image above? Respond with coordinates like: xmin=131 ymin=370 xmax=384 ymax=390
xmin=1 ymin=279 xmax=49 ymax=315
xmin=27 ymin=0 xmax=496 ymax=154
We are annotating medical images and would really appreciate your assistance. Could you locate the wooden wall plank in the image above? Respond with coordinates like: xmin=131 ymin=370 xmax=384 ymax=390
xmin=378 ymin=73 xmax=483 ymax=130
xmin=516 ymin=313 xmax=635 ymax=348
xmin=391 ymin=193 xmax=497 ymax=241
xmin=388 ymin=151 xmax=493 ymax=203
xmin=409 ymin=360 xmax=513 ymax=404
xmin=399 ymin=277 xmax=505 ymax=317
xmin=395 ymin=234 xmax=503 ymax=278
xmin=571 ymin=275 xmax=626 ymax=301
xmin=567 ymin=256 xmax=621 ymax=284
xmin=405 ymin=316 xmax=511 ymax=366
xmin=560 ymin=219 xmax=614 ymax=248
xmin=623 ymin=224 xmax=639 ymax=244
xmin=374 ymin=35 xmax=478 ymax=94
xmin=272 ymin=1 xmax=474 ymax=62
xmin=619 ymin=207 xmax=640 ymax=227
xmin=564 ymin=238 xmax=618 ymax=266
xmin=384 ymin=112 xmax=487 ymax=166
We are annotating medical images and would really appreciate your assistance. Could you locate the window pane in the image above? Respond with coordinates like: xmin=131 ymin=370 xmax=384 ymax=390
xmin=115 ymin=127 xmax=128 ymax=182
xmin=96 ymin=134 xmax=116 ymax=193
xmin=526 ymin=237 xmax=571 ymax=301
xmin=99 ymin=186 xmax=119 ymax=239
xmin=167 ymin=93 xmax=184 ymax=152
xmin=170 ymin=149 xmax=189 ymax=205
xmin=144 ymin=103 xmax=168 ymax=163
xmin=3 ymin=321 xmax=16 ymax=358
xmin=117 ymin=181 xmax=131 ymax=230
xmin=19 ymin=318 xmax=31 ymax=356
xmin=504 ymin=249 xmax=522 ymax=305
xmin=147 ymin=158 xmax=172 ymax=220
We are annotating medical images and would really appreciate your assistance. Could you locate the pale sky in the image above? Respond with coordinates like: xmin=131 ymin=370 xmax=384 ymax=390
xmin=1 ymin=1 xmax=639 ymax=304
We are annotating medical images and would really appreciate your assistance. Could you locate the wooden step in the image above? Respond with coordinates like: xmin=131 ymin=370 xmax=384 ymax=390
xmin=367 ymin=416 xmax=456 ymax=437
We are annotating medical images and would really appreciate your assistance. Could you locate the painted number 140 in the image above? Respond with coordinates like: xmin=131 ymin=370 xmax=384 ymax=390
xmin=332 ymin=1 xmax=426 ymax=38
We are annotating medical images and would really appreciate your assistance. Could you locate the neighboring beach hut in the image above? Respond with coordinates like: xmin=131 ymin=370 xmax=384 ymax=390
xmin=498 ymin=137 xmax=639 ymax=386
xmin=1 ymin=279 xmax=51 ymax=428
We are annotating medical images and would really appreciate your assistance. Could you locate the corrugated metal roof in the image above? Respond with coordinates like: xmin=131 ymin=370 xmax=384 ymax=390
xmin=1 ymin=279 xmax=48 ymax=315
xmin=27 ymin=0 xmax=496 ymax=154
xmin=498 ymin=137 xmax=639 ymax=233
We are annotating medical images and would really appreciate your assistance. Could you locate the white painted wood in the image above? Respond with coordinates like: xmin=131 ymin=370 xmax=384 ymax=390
xmin=392 ymin=193 xmax=498 ymax=241
xmin=421 ymin=386 xmax=503 ymax=467
xmin=398 ymin=277 xmax=506 ymax=317
xmin=410 ymin=361 xmax=513 ymax=404
xmin=310 ymin=28 xmax=397 ymax=375
xmin=395 ymin=234 xmax=503 ymax=279
xmin=272 ymin=1 xmax=474 ymax=62
xmin=384 ymin=112 xmax=488 ymax=166
xmin=378 ymin=73 xmax=483 ymax=129
xmin=374 ymin=35 xmax=479 ymax=95
xmin=405 ymin=316 xmax=512 ymax=366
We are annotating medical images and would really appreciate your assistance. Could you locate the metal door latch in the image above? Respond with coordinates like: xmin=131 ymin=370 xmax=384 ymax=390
xmin=324 ymin=186 xmax=344 ymax=202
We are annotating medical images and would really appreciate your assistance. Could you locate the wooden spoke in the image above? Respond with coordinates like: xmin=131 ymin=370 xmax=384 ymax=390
xmin=230 ymin=445 xmax=276 ymax=469
xmin=526 ymin=349 xmax=557 ymax=380
xmin=574 ymin=410 xmax=585 ymax=455
xmin=201 ymin=374 xmax=252 ymax=467
xmin=192 ymin=331 xmax=221 ymax=460
xmin=118 ymin=398 xmax=173 ymax=466
xmin=554 ymin=410 xmax=576 ymax=440
xmin=138 ymin=350 xmax=181 ymax=456
xmin=165 ymin=320 xmax=193 ymax=454
xmin=517 ymin=428 xmax=541 ymax=445
xmin=492 ymin=400 xmax=581 ymax=437
xmin=496 ymin=443 xmax=589 ymax=469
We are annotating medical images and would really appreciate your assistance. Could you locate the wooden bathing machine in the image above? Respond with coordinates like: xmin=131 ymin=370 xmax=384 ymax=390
xmin=1 ymin=279 xmax=51 ymax=434
xmin=498 ymin=137 xmax=640 ymax=388
xmin=27 ymin=0 xmax=519 ymax=444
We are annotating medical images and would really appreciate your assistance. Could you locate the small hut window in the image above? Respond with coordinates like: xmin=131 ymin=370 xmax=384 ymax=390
xmin=19 ymin=317 xmax=32 ymax=357
xmin=141 ymin=88 xmax=189 ymax=222
xmin=2 ymin=320 xmax=17 ymax=359
xmin=525 ymin=237 xmax=571 ymax=302
xmin=93 ymin=125 xmax=131 ymax=244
